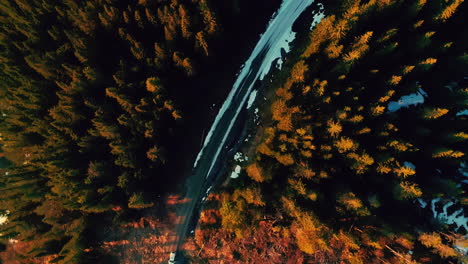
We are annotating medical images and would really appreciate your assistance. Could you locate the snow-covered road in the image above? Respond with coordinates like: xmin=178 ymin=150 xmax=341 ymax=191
xmin=170 ymin=0 xmax=321 ymax=257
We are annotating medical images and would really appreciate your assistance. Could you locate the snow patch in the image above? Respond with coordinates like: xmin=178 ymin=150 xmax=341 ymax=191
xmin=276 ymin=58 xmax=284 ymax=69
xmin=201 ymin=186 xmax=214 ymax=202
xmin=234 ymin=152 xmax=242 ymax=161
xmin=259 ymin=22 xmax=295 ymax=78
xmin=418 ymin=88 xmax=428 ymax=97
xmin=310 ymin=13 xmax=325 ymax=29
xmin=230 ymin=165 xmax=242 ymax=179
xmin=310 ymin=4 xmax=325 ymax=30
xmin=246 ymin=90 xmax=258 ymax=109
xmin=234 ymin=152 xmax=248 ymax=162
xmin=193 ymin=152 xmax=203 ymax=168
xmin=431 ymin=198 xmax=468 ymax=232
xmin=254 ymin=107 xmax=260 ymax=124
xmin=387 ymin=88 xmax=427 ymax=112
xmin=456 ymin=109 xmax=468 ymax=116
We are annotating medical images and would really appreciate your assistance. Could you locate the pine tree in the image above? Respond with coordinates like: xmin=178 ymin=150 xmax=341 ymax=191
xmin=195 ymin=31 xmax=209 ymax=56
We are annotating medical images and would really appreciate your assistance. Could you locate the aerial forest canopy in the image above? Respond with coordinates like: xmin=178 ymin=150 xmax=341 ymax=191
xmin=191 ymin=0 xmax=468 ymax=263
xmin=0 ymin=0 xmax=282 ymax=262
xmin=0 ymin=0 xmax=467 ymax=263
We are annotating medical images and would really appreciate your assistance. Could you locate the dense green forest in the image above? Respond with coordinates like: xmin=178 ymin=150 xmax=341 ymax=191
xmin=191 ymin=0 xmax=468 ymax=263
xmin=0 ymin=0 xmax=281 ymax=262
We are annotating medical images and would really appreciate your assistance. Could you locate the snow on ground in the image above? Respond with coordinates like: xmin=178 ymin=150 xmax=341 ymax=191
xmin=233 ymin=152 xmax=248 ymax=162
xmin=234 ymin=152 xmax=242 ymax=161
xmin=310 ymin=12 xmax=325 ymax=30
xmin=310 ymin=3 xmax=325 ymax=30
xmin=272 ymin=12 xmax=296 ymax=69
xmin=275 ymin=28 xmax=295 ymax=70
xmin=254 ymin=107 xmax=260 ymax=124
xmin=418 ymin=87 xmax=428 ymax=96
xmin=430 ymin=198 xmax=468 ymax=232
xmin=202 ymin=0 xmax=317 ymax=178
xmin=276 ymin=3 xmax=325 ymax=69
xmin=387 ymin=88 xmax=427 ymax=112
xmin=230 ymin=165 xmax=242 ymax=179
xmin=246 ymin=90 xmax=258 ymax=109
xmin=417 ymin=198 xmax=427 ymax=208
xmin=276 ymin=58 xmax=284 ymax=69
xmin=201 ymin=186 xmax=214 ymax=202
xmin=258 ymin=0 xmax=316 ymax=80
xmin=193 ymin=0 xmax=316 ymax=170
xmin=414 ymin=164 xmax=468 ymax=233
xmin=456 ymin=109 xmax=468 ymax=116
xmin=193 ymin=150 xmax=204 ymax=169
xmin=404 ymin=161 xmax=416 ymax=170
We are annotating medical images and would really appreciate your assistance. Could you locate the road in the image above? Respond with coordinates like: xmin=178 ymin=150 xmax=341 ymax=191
xmin=170 ymin=0 xmax=316 ymax=258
